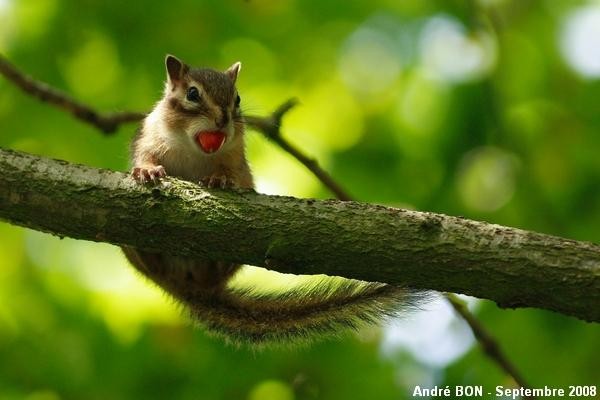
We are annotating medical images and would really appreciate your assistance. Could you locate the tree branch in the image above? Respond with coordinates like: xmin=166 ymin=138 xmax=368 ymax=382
xmin=1 ymin=147 xmax=599 ymax=323
xmin=445 ymin=294 xmax=531 ymax=390
xmin=0 ymin=54 xmax=146 ymax=134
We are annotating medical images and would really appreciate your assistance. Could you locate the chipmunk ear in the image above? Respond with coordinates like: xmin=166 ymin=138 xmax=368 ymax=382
xmin=225 ymin=61 xmax=241 ymax=83
xmin=165 ymin=54 xmax=186 ymax=83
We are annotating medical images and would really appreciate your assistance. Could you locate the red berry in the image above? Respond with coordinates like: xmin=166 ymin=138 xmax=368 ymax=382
xmin=196 ymin=131 xmax=226 ymax=153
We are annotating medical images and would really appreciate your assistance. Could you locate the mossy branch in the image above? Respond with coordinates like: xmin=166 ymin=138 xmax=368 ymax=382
xmin=1 ymin=147 xmax=599 ymax=322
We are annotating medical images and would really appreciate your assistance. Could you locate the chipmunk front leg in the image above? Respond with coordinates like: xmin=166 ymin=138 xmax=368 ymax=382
xmin=200 ymin=168 xmax=238 ymax=189
xmin=131 ymin=164 xmax=167 ymax=184
xmin=200 ymin=174 xmax=239 ymax=189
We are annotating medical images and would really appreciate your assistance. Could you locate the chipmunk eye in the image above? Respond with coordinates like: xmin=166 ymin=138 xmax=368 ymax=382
xmin=235 ymin=95 xmax=241 ymax=107
xmin=186 ymin=86 xmax=200 ymax=102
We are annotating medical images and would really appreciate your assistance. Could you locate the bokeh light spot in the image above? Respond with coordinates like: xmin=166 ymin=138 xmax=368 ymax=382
xmin=12 ymin=0 xmax=56 ymax=40
xmin=395 ymin=71 xmax=448 ymax=139
xmin=419 ymin=15 xmax=496 ymax=83
xmin=248 ymin=380 xmax=295 ymax=400
xmin=285 ymin=80 xmax=364 ymax=151
xmin=560 ymin=5 xmax=600 ymax=78
xmin=0 ymin=0 xmax=11 ymax=12
xmin=382 ymin=296 xmax=476 ymax=368
xmin=61 ymin=32 xmax=122 ymax=101
xmin=339 ymin=27 xmax=402 ymax=96
xmin=457 ymin=147 xmax=520 ymax=212
xmin=0 ymin=0 xmax=13 ymax=50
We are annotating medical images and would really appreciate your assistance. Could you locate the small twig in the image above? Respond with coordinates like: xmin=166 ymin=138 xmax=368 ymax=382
xmin=0 ymin=53 xmax=532 ymax=390
xmin=446 ymin=294 xmax=532 ymax=393
xmin=245 ymin=100 xmax=352 ymax=201
xmin=0 ymin=54 xmax=146 ymax=134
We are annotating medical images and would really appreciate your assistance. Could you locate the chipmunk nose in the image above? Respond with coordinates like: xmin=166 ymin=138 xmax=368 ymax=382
xmin=216 ymin=109 xmax=229 ymax=130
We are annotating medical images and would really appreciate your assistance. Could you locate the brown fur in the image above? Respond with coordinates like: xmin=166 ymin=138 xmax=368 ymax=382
xmin=123 ymin=55 xmax=421 ymax=346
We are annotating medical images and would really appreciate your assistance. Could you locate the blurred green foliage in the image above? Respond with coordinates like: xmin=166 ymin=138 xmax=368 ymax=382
xmin=0 ymin=0 xmax=599 ymax=399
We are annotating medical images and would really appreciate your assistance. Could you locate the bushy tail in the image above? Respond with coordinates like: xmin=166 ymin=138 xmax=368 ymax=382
xmin=192 ymin=280 xmax=422 ymax=346
xmin=122 ymin=247 xmax=424 ymax=346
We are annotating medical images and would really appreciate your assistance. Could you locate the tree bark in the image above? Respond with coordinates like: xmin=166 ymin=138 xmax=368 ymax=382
xmin=1 ymin=147 xmax=599 ymax=322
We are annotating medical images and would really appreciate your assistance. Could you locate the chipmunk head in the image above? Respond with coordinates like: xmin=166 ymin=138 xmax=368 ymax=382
xmin=162 ymin=54 xmax=243 ymax=155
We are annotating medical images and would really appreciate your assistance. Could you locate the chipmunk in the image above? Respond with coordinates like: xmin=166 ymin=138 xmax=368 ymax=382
xmin=122 ymin=55 xmax=419 ymax=346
